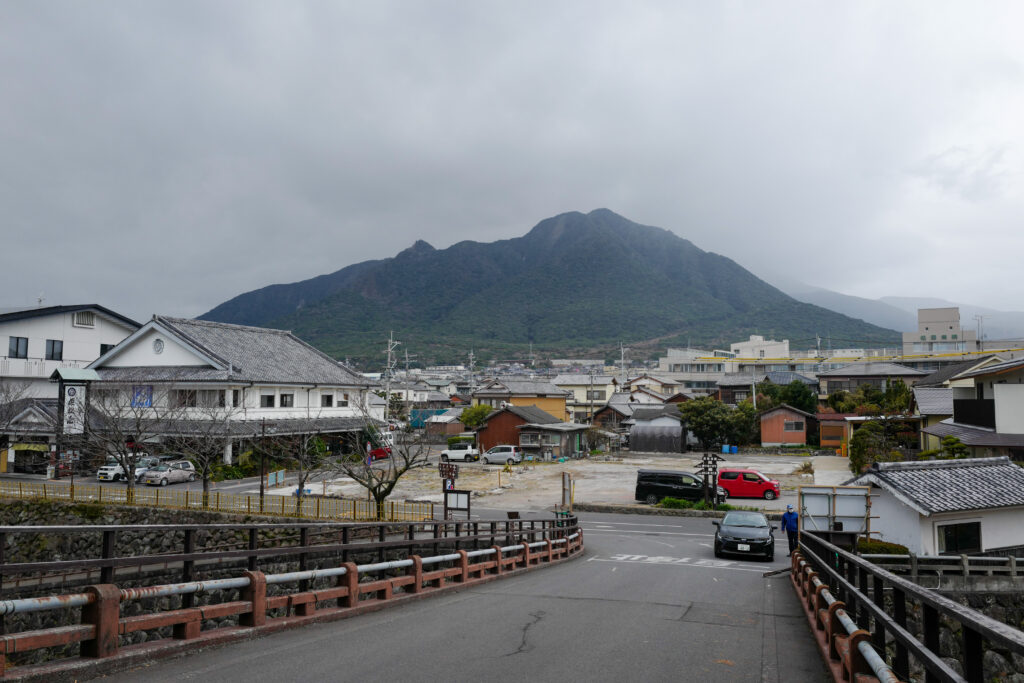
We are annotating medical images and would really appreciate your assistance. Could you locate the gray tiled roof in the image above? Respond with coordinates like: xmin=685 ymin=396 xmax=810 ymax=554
xmin=499 ymin=404 xmax=561 ymax=424
xmin=817 ymin=362 xmax=927 ymax=378
xmin=764 ymin=371 xmax=817 ymax=386
xmin=913 ymin=387 xmax=953 ymax=416
xmin=474 ymin=379 xmax=568 ymax=397
xmin=958 ymin=357 xmax=1024 ymax=380
xmin=921 ymin=419 xmax=1024 ymax=448
xmin=847 ymin=456 xmax=1024 ymax=514
xmin=552 ymin=374 xmax=616 ymax=385
xmin=915 ymin=356 xmax=1001 ymax=387
xmin=627 ymin=406 xmax=682 ymax=422
xmin=135 ymin=317 xmax=369 ymax=386
xmin=517 ymin=422 xmax=589 ymax=432
xmin=716 ymin=374 xmax=762 ymax=388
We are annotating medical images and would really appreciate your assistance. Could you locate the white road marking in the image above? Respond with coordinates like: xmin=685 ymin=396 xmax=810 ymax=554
xmin=591 ymin=554 xmax=772 ymax=574
xmin=580 ymin=528 xmax=715 ymax=538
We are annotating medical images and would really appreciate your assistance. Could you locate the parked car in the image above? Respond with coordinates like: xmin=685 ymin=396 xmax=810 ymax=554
xmin=96 ymin=461 xmax=127 ymax=482
xmin=713 ymin=511 xmax=775 ymax=561
xmin=717 ymin=468 xmax=781 ymax=500
xmin=440 ymin=442 xmax=479 ymax=462
xmin=132 ymin=456 xmax=164 ymax=482
xmin=141 ymin=460 xmax=197 ymax=486
xmin=482 ymin=445 xmax=522 ymax=465
xmin=635 ymin=469 xmax=727 ymax=505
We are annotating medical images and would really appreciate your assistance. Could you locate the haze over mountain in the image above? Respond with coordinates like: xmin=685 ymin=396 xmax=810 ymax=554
xmin=201 ymin=210 xmax=900 ymax=366
xmin=751 ymin=266 xmax=1024 ymax=343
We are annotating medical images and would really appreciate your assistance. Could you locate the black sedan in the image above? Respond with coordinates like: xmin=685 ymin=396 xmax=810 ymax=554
xmin=712 ymin=511 xmax=775 ymax=561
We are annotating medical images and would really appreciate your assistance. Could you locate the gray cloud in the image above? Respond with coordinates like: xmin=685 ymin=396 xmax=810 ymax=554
xmin=3 ymin=1 xmax=1024 ymax=322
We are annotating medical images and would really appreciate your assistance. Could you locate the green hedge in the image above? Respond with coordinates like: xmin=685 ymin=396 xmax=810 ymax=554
xmin=447 ymin=435 xmax=475 ymax=447
xmin=857 ymin=538 xmax=909 ymax=554
xmin=660 ymin=497 xmax=739 ymax=511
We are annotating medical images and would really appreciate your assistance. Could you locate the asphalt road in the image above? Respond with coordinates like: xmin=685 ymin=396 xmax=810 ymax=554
xmin=103 ymin=512 xmax=827 ymax=683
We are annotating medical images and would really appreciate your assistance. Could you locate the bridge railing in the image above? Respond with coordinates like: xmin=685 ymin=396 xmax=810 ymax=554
xmin=0 ymin=524 xmax=583 ymax=678
xmin=859 ymin=553 xmax=1024 ymax=579
xmin=797 ymin=531 xmax=1024 ymax=683
xmin=0 ymin=516 xmax=582 ymax=679
xmin=0 ymin=480 xmax=436 ymax=522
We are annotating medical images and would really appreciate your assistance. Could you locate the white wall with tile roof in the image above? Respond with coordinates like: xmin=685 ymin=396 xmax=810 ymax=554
xmin=103 ymin=327 xmax=209 ymax=367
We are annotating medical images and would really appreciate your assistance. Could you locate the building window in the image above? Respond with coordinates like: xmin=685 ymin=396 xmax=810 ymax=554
xmin=198 ymin=390 xmax=225 ymax=408
xmin=232 ymin=389 xmax=241 ymax=407
xmin=586 ymin=390 xmax=606 ymax=400
xmin=8 ymin=336 xmax=28 ymax=359
xmin=170 ymin=390 xmax=197 ymax=408
xmin=45 ymin=339 xmax=63 ymax=361
xmin=321 ymin=394 xmax=334 ymax=408
xmin=339 ymin=393 xmax=349 ymax=407
xmin=280 ymin=393 xmax=294 ymax=408
xmin=784 ymin=421 xmax=804 ymax=431
xmin=937 ymin=521 xmax=981 ymax=555
xmin=260 ymin=394 xmax=275 ymax=408
xmin=100 ymin=343 xmax=115 ymax=356
xmin=73 ymin=311 xmax=95 ymax=328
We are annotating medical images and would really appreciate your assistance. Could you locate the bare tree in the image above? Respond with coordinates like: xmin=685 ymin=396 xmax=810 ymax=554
xmin=279 ymin=427 xmax=329 ymax=513
xmin=161 ymin=389 xmax=243 ymax=504
xmin=324 ymin=417 xmax=432 ymax=519
xmin=71 ymin=381 xmax=187 ymax=495
xmin=0 ymin=379 xmax=33 ymax=470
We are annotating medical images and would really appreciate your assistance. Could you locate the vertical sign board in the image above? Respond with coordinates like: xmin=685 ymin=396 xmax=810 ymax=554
xmin=62 ymin=384 xmax=86 ymax=435
xmin=444 ymin=490 xmax=471 ymax=520
xmin=561 ymin=472 xmax=573 ymax=511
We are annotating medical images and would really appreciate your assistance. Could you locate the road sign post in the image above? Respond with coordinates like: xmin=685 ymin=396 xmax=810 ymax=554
xmin=695 ymin=451 xmax=726 ymax=508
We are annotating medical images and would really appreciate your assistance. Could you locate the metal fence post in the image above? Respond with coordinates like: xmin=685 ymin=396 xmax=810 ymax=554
xmin=892 ymin=587 xmax=909 ymax=676
xmin=248 ymin=527 xmax=258 ymax=571
xmin=923 ymin=604 xmax=940 ymax=683
xmin=100 ymin=530 xmax=116 ymax=584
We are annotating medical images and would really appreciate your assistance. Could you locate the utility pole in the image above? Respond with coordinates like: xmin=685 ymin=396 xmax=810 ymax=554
xmin=259 ymin=417 xmax=266 ymax=512
xmin=619 ymin=342 xmax=629 ymax=388
xmin=588 ymin=368 xmax=595 ymax=423
xmin=468 ymin=349 xmax=476 ymax=395
xmin=383 ymin=332 xmax=400 ymax=424
xmin=974 ymin=315 xmax=986 ymax=350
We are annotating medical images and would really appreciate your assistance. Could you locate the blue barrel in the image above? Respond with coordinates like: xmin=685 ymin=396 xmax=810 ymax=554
xmin=730 ymin=445 xmax=738 ymax=454
xmin=721 ymin=445 xmax=730 ymax=453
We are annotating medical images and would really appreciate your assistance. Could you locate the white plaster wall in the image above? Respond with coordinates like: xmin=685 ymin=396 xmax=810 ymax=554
xmin=866 ymin=488 xmax=925 ymax=553
xmin=921 ymin=507 xmax=1024 ymax=555
xmin=0 ymin=311 xmax=134 ymax=364
xmin=993 ymin=384 xmax=1024 ymax=433
xmin=104 ymin=328 xmax=208 ymax=367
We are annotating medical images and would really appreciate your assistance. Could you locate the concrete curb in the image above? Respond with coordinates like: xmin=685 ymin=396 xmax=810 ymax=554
xmin=574 ymin=502 xmax=784 ymax=521
xmin=5 ymin=544 xmax=586 ymax=683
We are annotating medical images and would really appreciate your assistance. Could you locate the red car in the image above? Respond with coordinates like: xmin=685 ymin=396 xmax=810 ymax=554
xmin=369 ymin=446 xmax=391 ymax=461
xmin=717 ymin=468 xmax=780 ymax=500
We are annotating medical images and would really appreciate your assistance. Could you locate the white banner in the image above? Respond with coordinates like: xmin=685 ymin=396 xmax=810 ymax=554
xmin=63 ymin=384 xmax=86 ymax=435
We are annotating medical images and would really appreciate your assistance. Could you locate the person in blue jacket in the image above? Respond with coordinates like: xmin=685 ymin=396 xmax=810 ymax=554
xmin=780 ymin=504 xmax=800 ymax=556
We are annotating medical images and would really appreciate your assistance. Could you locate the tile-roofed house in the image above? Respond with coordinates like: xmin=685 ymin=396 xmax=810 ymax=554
xmin=915 ymin=355 xmax=1004 ymax=388
xmin=472 ymin=378 xmax=569 ymax=421
xmin=913 ymin=387 xmax=954 ymax=452
xmin=551 ymin=374 xmax=618 ymax=422
xmin=846 ymin=457 xmax=1024 ymax=554
xmin=55 ymin=316 xmax=381 ymax=467
xmin=475 ymin=403 xmax=561 ymax=452
xmin=919 ymin=355 xmax=1024 ymax=459
xmin=592 ymin=392 xmax=637 ymax=432
xmin=816 ymin=362 xmax=927 ymax=396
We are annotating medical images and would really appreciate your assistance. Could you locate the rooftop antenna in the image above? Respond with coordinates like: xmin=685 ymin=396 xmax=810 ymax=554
xmin=36 ymin=292 xmax=45 ymax=308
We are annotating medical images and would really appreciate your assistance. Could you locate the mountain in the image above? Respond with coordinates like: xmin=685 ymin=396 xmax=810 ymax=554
xmin=200 ymin=209 xmax=901 ymax=366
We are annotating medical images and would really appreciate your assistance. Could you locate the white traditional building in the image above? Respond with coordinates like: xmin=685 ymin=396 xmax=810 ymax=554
xmin=1 ymin=316 xmax=378 ymax=472
xmin=1 ymin=305 xmax=139 ymax=398
xmin=847 ymin=457 xmax=1024 ymax=555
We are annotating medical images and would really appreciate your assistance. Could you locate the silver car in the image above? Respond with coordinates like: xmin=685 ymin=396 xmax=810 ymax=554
xmin=142 ymin=460 xmax=196 ymax=486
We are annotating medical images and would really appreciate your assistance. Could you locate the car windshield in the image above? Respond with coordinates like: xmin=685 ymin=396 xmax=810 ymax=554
xmin=149 ymin=465 xmax=170 ymax=472
xmin=723 ymin=512 xmax=768 ymax=528
xmin=137 ymin=458 xmax=157 ymax=467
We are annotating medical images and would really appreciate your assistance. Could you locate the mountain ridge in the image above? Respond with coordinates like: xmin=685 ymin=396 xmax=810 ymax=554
xmin=201 ymin=209 xmax=901 ymax=365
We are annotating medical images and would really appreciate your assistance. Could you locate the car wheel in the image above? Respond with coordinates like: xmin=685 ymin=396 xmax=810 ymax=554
xmin=763 ymin=490 xmax=776 ymax=501
xmin=506 ymin=457 xmax=514 ymax=465
xmin=483 ymin=457 xmax=490 ymax=464
xmin=187 ymin=473 xmax=196 ymax=482
xmin=160 ymin=478 xmax=169 ymax=487
xmin=714 ymin=545 xmax=722 ymax=558
xmin=645 ymin=494 xmax=658 ymax=505
xmin=440 ymin=455 xmax=449 ymax=463
xmin=112 ymin=473 xmax=120 ymax=482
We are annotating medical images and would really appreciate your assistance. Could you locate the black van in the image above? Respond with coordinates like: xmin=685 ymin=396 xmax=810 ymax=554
xmin=635 ymin=469 xmax=726 ymax=505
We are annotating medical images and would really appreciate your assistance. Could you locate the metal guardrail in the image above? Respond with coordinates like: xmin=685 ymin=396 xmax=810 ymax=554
xmin=0 ymin=518 xmax=583 ymax=679
xmin=0 ymin=480 xmax=435 ymax=522
xmin=799 ymin=531 xmax=1024 ymax=683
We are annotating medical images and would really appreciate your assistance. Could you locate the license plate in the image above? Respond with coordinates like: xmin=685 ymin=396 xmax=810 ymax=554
xmin=737 ymin=544 xmax=750 ymax=551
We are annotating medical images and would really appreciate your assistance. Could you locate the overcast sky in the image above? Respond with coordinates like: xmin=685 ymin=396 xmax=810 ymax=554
xmin=3 ymin=2 xmax=1023 ymax=323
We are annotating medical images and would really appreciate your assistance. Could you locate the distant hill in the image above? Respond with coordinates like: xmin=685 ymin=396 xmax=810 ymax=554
xmin=200 ymin=209 xmax=901 ymax=366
